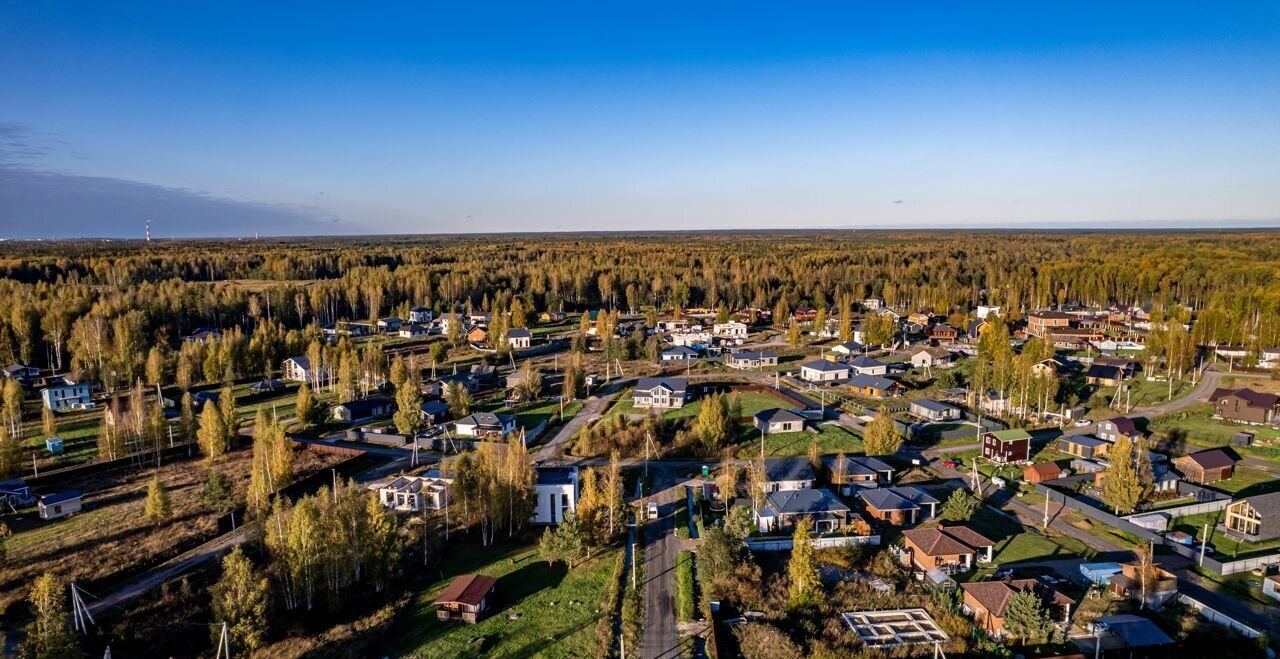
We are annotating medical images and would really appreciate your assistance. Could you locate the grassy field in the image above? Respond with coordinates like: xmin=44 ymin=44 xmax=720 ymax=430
xmin=21 ymin=408 xmax=104 ymax=467
xmin=384 ymin=542 xmax=618 ymax=658
xmin=1204 ymin=464 xmax=1280 ymax=496
xmin=961 ymin=505 xmax=1095 ymax=566
xmin=734 ymin=423 xmax=863 ymax=458
xmin=1151 ymin=404 xmax=1280 ymax=449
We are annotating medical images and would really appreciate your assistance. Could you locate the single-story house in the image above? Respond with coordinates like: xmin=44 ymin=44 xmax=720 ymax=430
xmin=910 ymin=346 xmax=954 ymax=369
xmin=434 ymin=574 xmax=498 ymax=624
xmin=961 ymin=578 xmax=1074 ymax=637
xmin=899 ymin=525 xmax=994 ymax=574
xmin=507 ymin=328 xmax=532 ymax=349
xmin=848 ymin=355 xmax=888 ymax=376
xmin=533 ymin=466 xmax=579 ymax=524
xmin=824 ymin=455 xmax=895 ymax=494
xmin=755 ymin=488 xmax=858 ymax=534
xmin=466 ymin=326 xmax=489 ymax=344
xmin=1 ymin=364 xmax=39 ymax=381
xmin=1059 ymin=435 xmax=1111 ymax=460
xmin=848 ymin=374 xmax=905 ymax=399
xmin=455 ymin=412 xmax=516 ymax=438
xmin=981 ymin=429 xmax=1030 ymax=464
xmin=909 ymin=399 xmax=960 ymax=422
xmin=419 ymin=398 xmax=450 ymax=424
xmin=800 ymin=359 xmax=850 ymax=383
xmin=38 ymin=490 xmax=82 ymax=520
xmin=754 ymin=408 xmax=806 ymax=435
xmin=762 ymin=458 xmax=816 ymax=492
xmin=1222 ymin=491 xmax=1280 ymax=542
xmin=713 ymin=321 xmax=748 ymax=339
xmin=1172 ymin=448 xmax=1236 ymax=484
xmin=369 ymin=474 xmax=453 ymax=512
xmin=540 ymin=310 xmax=567 ymax=322
xmin=725 ymin=349 xmax=778 ymax=370
xmin=398 ymin=323 xmax=430 ymax=338
xmin=661 ymin=346 xmax=699 ymax=362
xmin=831 ymin=341 xmax=865 ymax=357
xmin=858 ymin=486 xmax=939 ymax=525
xmin=1023 ymin=462 xmax=1066 ymax=485
xmin=331 ymin=395 xmax=394 ymax=422
xmin=632 ymin=377 xmax=690 ymax=409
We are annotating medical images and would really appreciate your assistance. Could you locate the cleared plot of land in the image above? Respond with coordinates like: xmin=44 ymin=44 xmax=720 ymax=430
xmin=384 ymin=542 xmax=617 ymax=658
xmin=734 ymin=423 xmax=863 ymax=458
xmin=1152 ymin=404 xmax=1280 ymax=449
xmin=0 ymin=447 xmax=345 ymax=613
xmin=1203 ymin=464 xmax=1280 ymax=497
xmin=1171 ymin=509 xmax=1280 ymax=558
xmin=962 ymin=505 xmax=1094 ymax=566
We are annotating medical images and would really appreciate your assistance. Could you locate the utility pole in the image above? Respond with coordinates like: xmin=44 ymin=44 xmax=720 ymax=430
xmin=1199 ymin=522 xmax=1208 ymax=566
xmin=1043 ymin=491 xmax=1049 ymax=530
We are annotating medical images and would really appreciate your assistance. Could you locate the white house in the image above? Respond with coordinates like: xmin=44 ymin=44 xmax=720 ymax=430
xmin=909 ymin=399 xmax=961 ymax=422
xmin=863 ymin=297 xmax=884 ymax=310
xmin=454 ymin=412 xmax=516 ymax=438
xmin=282 ymin=356 xmax=332 ymax=386
xmin=533 ymin=466 xmax=579 ymax=524
xmin=761 ymin=458 xmax=816 ymax=492
xmin=670 ymin=331 xmax=713 ymax=347
xmin=661 ymin=346 xmax=699 ymax=362
xmin=848 ymin=355 xmax=888 ymax=376
xmin=713 ymin=322 xmax=748 ymax=339
xmin=910 ymin=346 xmax=955 ymax=369
xmin=507 ymin=328 xmax=532 ymax=349
xmin=633 ymin=377 xmax=689 ymax=409
xmin=409 ymin=306 xmax=433 ymax=324
xmin=377 ymin=317 xmax=403 ymax=333
xmin=753 ymin=408 xmax=806 ymax=435
xmin=1261 ymin=348 xmax=1280 ymax=369
xmin=38 ymin=491 xmax=82 ymax=520
xmin=369 ymin=474 xmax=453 ymax=512
xmin=725 ymin=350 xmax=778 ymax=370
xmin=976 ymin=305 xmax=1001 ymax=319
xmin=831 ymin=341 xmax=864 ymax=357
xmin=398 ymin=324 xmax=430 ymax=338
xmin=41 ymin=384 xmax=92 ymax=411
xmin=800 ymin=359 xmax=850 ymax=383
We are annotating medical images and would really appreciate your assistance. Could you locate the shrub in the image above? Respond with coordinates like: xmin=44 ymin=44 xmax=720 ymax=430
xmin=676 ymin=550 xmax=696 ymax=621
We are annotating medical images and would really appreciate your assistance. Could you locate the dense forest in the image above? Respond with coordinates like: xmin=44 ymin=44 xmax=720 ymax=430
xmin=1 ymin=230 xmax=1279 ymax=388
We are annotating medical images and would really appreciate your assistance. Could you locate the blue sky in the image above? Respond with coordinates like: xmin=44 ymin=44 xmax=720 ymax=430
xmin=1 ymin=2 xmax=1278 ymax=238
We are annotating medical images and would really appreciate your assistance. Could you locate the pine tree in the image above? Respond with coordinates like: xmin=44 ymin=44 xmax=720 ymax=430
xmin=198 ymin=401 xmax=228 ymax=462
xmin=863 ymin=409 xmax=903 ymax=456
xmin=204 ymin=469 xmax=235 ymax=511
xmin=1003 ymin=590 xmax=1049 ymax=642
xmin=445 ymin=381 xmax=471 ymax=417
xmin=179 ymin=392 xmax=196 ymax=442
xmin=1102 ymin=434 xmax=1143 ymax=514
xmin=144 ymin=475 xmax=172 ymax=523
xmin=19 ymin=572 xmax=78 ymax=659
xmin=786 ymin=318 xmax=800 ymax=346
xmin=210 ymin=546 xmax=270 ymax=654
xmin=787 ymin=517 xmax=819 ymax=605
xmin=939 ymin=488 xmax=979 ymax=522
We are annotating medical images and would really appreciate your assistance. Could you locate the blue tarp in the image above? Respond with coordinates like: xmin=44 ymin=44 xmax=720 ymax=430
xmin=1079 ymin=562 xmax=1123 ymax=585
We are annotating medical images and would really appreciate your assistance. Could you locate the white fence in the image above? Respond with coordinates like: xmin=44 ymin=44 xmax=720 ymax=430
xmin=746 ymin=535 xmax=880 ymax=552
xmin=1173 ymin=593 xmax=1262 ymax=638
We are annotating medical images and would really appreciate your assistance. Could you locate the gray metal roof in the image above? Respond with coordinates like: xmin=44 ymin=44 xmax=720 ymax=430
xmin=763 ymin=458 xmax=816 ymax=483
xmin=764 ymin=488 xmax=850 ymax=516
xmin=1093 ymin=615 xmax=1174 ymax=647
xmin=801 ymin=359 xmax=848 ymax=373
xmin=635 ymin=377 xmax=688 ymax=394
xmin=848 ymin=374 xmax=897 ymax=391
xmin=858 ymin=486 xmax=939 ymax=511
xmin=754 ymin=408 xmax=806 ymax=424
xmin=911 ymin=399 xmax=955 ymax=413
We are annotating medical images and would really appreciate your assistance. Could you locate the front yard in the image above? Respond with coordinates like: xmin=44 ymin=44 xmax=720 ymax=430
xmin=734 ymin=423 xmax=863 ymax=458
xmin=383 ymin=542 xmax=618 ymax=658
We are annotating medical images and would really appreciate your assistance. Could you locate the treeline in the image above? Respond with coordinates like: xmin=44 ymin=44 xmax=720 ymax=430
xmin=5 ymin=231 xmax=1280 ymax=381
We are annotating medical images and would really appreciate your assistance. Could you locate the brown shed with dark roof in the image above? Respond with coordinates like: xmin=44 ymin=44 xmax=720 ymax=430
xmin=434 ymin=574 xmax=498 ymax=624
xmin=1172 ymin=449 xmax=1237 ymax=484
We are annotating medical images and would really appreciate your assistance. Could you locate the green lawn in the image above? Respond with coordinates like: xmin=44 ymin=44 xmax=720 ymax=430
xmin=734 ymin=423 xmax=863 ymax=458
xmin=384 ymin=542 xmax=618 ymax=658
xmin=1151 ymin=404 xmax=1280 ymax=451
xmin=1204 ymin=464 xmax=1280 ymax=496
xmin=958 ymin=505 xmax=1094 ymax=565
xmin=1170 ymin=510 xmax=1280 ymax=558
xmin=24 ymin=410 xmax=103 ymax=466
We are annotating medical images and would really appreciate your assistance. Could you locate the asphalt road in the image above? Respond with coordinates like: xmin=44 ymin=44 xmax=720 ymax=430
xmin=640 ymin=465 xmax=688 ymax=659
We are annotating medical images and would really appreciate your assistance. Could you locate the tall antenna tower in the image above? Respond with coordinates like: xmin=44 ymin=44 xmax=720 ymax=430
xmin=145 ymin=221 xmax=151 ymax=243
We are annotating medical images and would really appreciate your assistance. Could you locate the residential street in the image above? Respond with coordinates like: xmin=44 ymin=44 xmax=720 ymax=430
xmin=640 ymin=466 xmax=688 ymax=659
